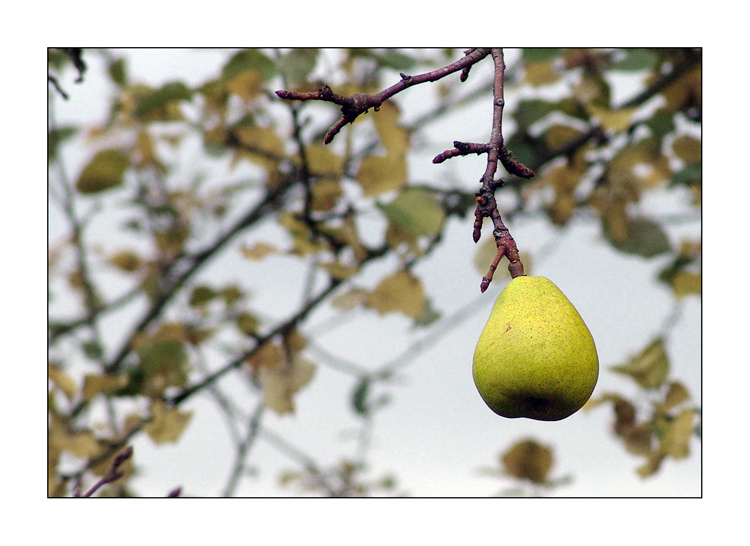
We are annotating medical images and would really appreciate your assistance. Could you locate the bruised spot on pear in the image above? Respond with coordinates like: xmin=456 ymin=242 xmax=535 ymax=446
xmin=473 ymin=276 xmax=599 ymax=421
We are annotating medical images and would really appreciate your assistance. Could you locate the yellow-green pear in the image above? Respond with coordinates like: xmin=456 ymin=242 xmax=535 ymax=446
xmin=473 ymin=276 xmax=598 ymax=421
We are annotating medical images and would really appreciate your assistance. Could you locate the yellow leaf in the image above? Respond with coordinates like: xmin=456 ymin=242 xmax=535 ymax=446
xmin=48 ymin=362 xmax=78 ymax=402
xmin=656 ymin=381 xmax=691 ymax=413
xmin=259 ymin=355 xmax=317 ymax=415
xmin=502 ymin=439 xmax=553 ymax=484
xmin=82 ymin=374 xmax=129 ymax=401
xmin=246 ymin=342 xmax=284 ymax=371
xmin=301 ymin=143 xmax=344 ymax=180
xmin=49 ymin=416 xmax=103 ymax=459
xmin=524 ymin=60 xmax=560 ymax=87
xmin=611 ymin=338 xmax=670 ymax=389
xmin=331 ymin=287 xmax=370 ymax=310
xmin=144 ymin=400 xmax=193 ymax=444
xmin=320 ymin=261 xmax=359 ymax=280
xmin=366 ymin=270 xmax=426 ymax=319
xmin=240 ymin=241 xmax=278 ymax=260
xmin=234 ymin=125 xmax=285 ymax=159
xmin=588 ymin=104 xmax=637 ymax=132
xmin=544 ymin=124 xmax=584 ymax=150
xmin=636 ymin=451 xmax=665 ymax=478
xmin=226 ymin=69 xmax=264 ymax=101
xmin=373 ymin=101 xmax=411 ymax=156
xmin=357 ymin=154 xmax=407 ymax=196
xmin=310 ymin=178 xmax=342 ymax=212
xmin=659 ymin=408 xmax=695 ymax=459
xmin=671 ymin=271 xmax=701 ymax=299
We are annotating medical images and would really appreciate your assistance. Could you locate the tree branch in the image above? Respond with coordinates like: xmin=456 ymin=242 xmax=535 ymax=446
xmin=276 ymin=48 xmax=491 ymax=144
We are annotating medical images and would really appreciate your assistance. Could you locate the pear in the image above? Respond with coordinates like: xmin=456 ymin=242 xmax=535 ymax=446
xmin=473 ymin=276 xmax=598 ymax=421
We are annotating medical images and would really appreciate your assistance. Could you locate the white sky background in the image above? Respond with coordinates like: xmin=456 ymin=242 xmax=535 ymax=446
xmin=46 ymin=48 xmax=704 ymax=498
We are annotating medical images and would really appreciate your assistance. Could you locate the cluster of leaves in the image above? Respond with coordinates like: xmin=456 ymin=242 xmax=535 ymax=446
xmin=588 ymin=338 xmax=699 ymax=477
xmin=48 ymin=48 xmax=700 ymax=496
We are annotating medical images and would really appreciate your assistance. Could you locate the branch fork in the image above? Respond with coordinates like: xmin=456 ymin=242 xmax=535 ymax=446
xmin=276 ymin=48 xmax=534 ymax=292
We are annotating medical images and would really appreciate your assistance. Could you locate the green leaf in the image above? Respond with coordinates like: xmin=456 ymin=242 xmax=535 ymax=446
xmin=48 ymin=125 xmax=77 ymax=161
xmin=222 ymin=49 xmax=276 ymax=82
xmin=607 ymin=217 xmax=671 ymax=258
xmin=108 ymin=57 xmax=128 ymax=86
xmin=377 ymin=187 xmax=445 ymax=238
xmin=351 ymin=377 xmax=371 ymax=416
xmin=522 ymin=48 xmax=562 ymax=62
xmin=75 ymin=149 xmax=129 ymax=194
xmin=611 ymin=49 xmax=658 ymax=72
xmin=278 ymin=49 xmax=319 ymax=86
xmin=134 ymin=81 xmax=192 ymax=119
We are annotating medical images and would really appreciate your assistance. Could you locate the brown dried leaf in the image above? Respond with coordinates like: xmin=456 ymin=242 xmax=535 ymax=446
xmin=501 ymin=439 xmax=553 ymax=485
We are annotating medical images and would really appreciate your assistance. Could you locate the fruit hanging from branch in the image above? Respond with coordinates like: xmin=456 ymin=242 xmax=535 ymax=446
xmin=473 ymin=276 xmax=599 ymax=421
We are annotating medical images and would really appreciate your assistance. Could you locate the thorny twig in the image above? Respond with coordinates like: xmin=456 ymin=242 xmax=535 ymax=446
xmin=276 ymin=48 xmax=534 ymax=292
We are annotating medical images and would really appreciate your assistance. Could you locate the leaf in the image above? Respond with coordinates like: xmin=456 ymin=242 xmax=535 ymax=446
xmin=48 ymin=125 xmax=77 ymax=161
xmin=133 ymin=81 xmax=192 ymax=120
xmin=656 ymin=381 xmax=691 ymax=413
xmin=366 ymin=270 xmax=426 ymax=319
xmin=607 ymin=217 xmax=671 ymax=258
xmin=670 ymin=271 xmax=701 ymax=299
xmin=610 ymin=49 xmax=658 ymax=72
xmin=48 ymin=362 xmax=78 ymax=402
xmin=331 ymin=287 xmax=370 ymax=310
xmin=357 ymin=154 xmax=407 ymax=196
xmin=501 ymin=439 xmax=553 ymax=485
xmin=277 ymin=48 xmax=319 ymax=86
xmin=622 ymin=424 xmax=653 ymax=456
xmin=240 ymin=241 xmax=279 ymax=261
xmin=373 ymin=101 xmax=411 ymax=157
xmin=144 ymin=400 xmax=193 ymax=444
xmin=226 ymin=69 xmax=264 ymax=101
xmin=544 ymin=124 xmax=584 ymax=150
xmin=302 ymin=143 xmax=344 ymax=180
xmin=76 ymin=149 xmax=129 ymax=194
xmin=319 ymin=261 xmax=359 ymax=280
xmin=524 ymin=60 xmax=560 ymax=87
xmin=377 ymin=187 xmax=445 ymax=238
xmin=259 ymin=356 xmax=317 ymax=415
xmin=587 ymin=104 xmax=637 ymax=132
xmin=659 ymin=408 xmax=695 ymax=459
xmin=672 ymin=135 xmax=701 ymax=164
xmin=310 ymin=178 xmax=342 ymax=212
xmin=82 ymin=374 xmax=129 ymax=401
xmin=611 ymin=338 xmax=670 ymax=389
xmin=351 ymin=377 xmax=371 ymax=416
xmin=246 ymin=342 xmax=283 ymax=371
xmin=637 ymin=451 xmax=665 ymax=478
xmin=522 ymin=48 xmax=562 ymax=62
xmin=188 ymin=285 xmax=217 ymax=308
xmin=222 ymin=49 xmax=276 ymax=82
xmin=107 ymin=250 xmax=141 ymax=272
xmin=235 ymin=312 xmax=260 ymax=336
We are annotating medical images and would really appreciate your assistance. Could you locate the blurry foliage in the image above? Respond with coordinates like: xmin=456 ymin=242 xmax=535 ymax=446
xmin=48 ymin=48 xmax=700 ymax=497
